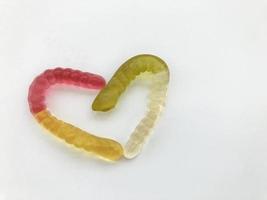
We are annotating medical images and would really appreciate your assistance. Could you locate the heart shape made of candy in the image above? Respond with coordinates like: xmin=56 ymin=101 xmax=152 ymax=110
xmin=28 ymin=54 xmax=169 ymax=162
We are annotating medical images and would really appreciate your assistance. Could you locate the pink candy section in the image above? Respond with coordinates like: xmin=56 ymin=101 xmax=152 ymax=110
xmin=28 ymin=67 xmax=106 ymax=114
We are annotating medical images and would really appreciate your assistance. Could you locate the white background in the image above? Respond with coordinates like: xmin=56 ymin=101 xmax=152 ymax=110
xmin=0 ymin=0 xmax=266 ymax=199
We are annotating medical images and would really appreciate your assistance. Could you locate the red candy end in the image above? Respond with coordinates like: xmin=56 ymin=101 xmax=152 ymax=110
xmin=28 ymin=68 xmax=106 ymax=114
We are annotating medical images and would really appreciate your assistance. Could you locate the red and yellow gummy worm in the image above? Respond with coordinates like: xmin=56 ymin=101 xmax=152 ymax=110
xmin=28 ymin=68 xmax=124 ymax=161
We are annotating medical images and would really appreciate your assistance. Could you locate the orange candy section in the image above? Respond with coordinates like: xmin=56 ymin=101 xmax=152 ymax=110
xmin=34 ymin=110 xmax=123 ymax=161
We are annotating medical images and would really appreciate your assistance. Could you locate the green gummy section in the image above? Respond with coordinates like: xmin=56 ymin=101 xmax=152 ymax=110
xmin=92 ymin=54 xmax=169 ymax=112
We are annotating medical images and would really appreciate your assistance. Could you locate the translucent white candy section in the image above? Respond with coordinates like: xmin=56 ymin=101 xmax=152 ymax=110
xmin=124 ymin=71 xmax=169 ymax=159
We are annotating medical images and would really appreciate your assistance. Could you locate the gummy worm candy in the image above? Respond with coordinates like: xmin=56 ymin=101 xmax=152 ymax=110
xmin=92 ymin=54 xmax=169 ymax=159
xmin=28 ymin=68 xmax=123 ymax=161
xmin=28 ymin=55 xmax=169 ymax=162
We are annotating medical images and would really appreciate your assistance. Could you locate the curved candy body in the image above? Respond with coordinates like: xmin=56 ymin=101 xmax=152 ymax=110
xmin=92 ymin=55 xmax=169 ymax=159
xmin=28 ymin=68 xmax=123 ymax=161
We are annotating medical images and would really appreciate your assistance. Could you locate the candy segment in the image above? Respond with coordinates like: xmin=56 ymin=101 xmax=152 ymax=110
xmin=28 ymin=68 xmax=106 ymax=114
xmin=35 ymin=110 xmax=123 ymax=161
xmin=92 ymin=55 xmax=169 ymax=159
xmin=28 ymin=68 xmax=123 ymax=161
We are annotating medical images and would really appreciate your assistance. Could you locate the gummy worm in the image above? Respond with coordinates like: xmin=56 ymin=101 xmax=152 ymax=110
xmin=92 ymin=54 xmax=169 ymax=159
xmin=28 ymin=68 xmax=123 ymax=161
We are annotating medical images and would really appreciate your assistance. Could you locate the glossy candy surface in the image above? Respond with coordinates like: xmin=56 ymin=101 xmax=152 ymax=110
xmin=29 ymin=55 xmax=169 ymax=162
xmin=28 ymin=68 xmax=123 ymax=161
xmin=92 ymin=54 xmax=169 ymax=159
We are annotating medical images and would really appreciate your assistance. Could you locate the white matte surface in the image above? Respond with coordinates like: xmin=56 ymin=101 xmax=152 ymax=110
xmin=0 ymin=0 xmax=266 ymax=199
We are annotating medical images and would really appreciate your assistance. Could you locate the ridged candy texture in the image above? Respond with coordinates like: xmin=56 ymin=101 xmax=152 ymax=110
xmin=92 ymin=54 xmax=169 ymax=159
xmin=28 ymin=68 xmax=123 ymax=161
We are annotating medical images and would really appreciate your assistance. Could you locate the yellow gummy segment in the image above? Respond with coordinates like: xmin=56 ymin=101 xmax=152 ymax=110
xmin=92 ymin=54 xmax=169 ymax=159
xmin=35 ymin=110 xmax=123 ymax=161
